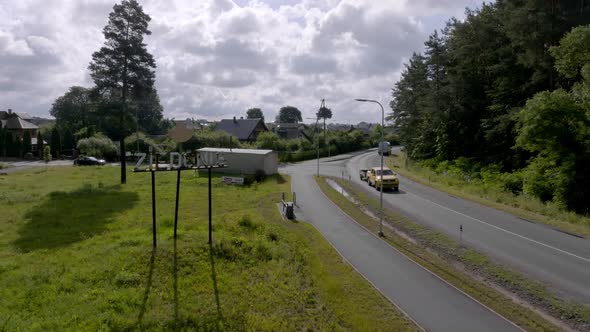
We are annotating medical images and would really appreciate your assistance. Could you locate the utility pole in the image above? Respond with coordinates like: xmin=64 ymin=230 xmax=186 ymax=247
xmin=320 ymin=99 xmax=327 ymax=156
xmin=355 ymin=98 xmax=385 ymax=237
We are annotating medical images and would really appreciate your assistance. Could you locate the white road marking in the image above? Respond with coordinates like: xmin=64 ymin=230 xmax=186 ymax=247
xmin=353 ymin=151 xmax=590 ymax=264
xmin=404 ymin=191 xmax=590 ymax=264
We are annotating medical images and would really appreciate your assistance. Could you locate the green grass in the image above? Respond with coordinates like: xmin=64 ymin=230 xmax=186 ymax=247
xmin=388 ymin=153 xmax=590 ymax=237
xmin=317 ymin=176 xmax=590 ymax=332
xmin=0 ymin=166 xmax=416 ymax=331
xmin=0 ymin=162 xmax=10 ymax=170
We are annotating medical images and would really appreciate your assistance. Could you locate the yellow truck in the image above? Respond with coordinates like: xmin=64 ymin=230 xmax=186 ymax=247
xmin=367 ymin=166 xmax=399 ymax=191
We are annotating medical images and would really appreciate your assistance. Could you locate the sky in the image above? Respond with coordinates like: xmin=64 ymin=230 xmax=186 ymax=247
xmin=0 ymin=0 xmax=482 ymax=124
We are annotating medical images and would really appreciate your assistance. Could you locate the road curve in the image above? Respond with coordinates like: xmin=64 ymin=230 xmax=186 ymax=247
xmin=346 ymin=149 xmax=590 ymax=303
xmin=281 ymin=161 xmax=521 ymax=332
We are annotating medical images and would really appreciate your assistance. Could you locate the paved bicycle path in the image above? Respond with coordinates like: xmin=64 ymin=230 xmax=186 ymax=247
xmin=282 ymin=164 xmax=520 ymax=332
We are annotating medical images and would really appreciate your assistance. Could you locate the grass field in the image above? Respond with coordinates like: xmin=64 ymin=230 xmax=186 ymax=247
xmin=0 ymin=166 xmax=416 ymax=331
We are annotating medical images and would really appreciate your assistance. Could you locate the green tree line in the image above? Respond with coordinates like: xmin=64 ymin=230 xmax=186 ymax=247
xmin=390 ymin=0 xmax=590 ymax=213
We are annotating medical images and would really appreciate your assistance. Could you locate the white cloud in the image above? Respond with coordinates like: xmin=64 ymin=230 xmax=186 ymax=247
xmin=0 ymin=0 xmax=479 ymax=124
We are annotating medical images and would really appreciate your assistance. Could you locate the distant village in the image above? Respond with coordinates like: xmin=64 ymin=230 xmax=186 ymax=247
xmin=1 ymin=108 xmax=386 ymax=160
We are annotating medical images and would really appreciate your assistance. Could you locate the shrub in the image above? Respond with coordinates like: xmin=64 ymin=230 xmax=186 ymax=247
xmin=43 ymin=146 xmax=52 ymax=163
xmin=243 ymin=175 xmax=255 ymax=186
xmin=256 ymin=131 xmax=284 ymax=151
xmin=238 ymin=214 xmax=257 ymax=229
xmin=183 ymin=129 xmax=243 ymax=151
xmin=77 ymin=136 xmax=118 ymax=160
xmin=254 ymin=169 xmax=266 ymax=182
xmin=124 ymin=132 xmax=163 ymax=154
xmin=502 ymin=171 xmax=524 ymax=194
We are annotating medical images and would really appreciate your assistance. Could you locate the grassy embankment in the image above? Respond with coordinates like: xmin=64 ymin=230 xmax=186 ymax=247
xmin=317 ymin=176 xmax=590 ymax=332
xmin=0 ymin=166 xmax=417 ymax=331
xmin=388 ymin=152 xmax=590 ymax=237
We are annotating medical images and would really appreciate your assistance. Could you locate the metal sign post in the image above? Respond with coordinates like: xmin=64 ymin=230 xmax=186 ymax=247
xmin=151 ymin=170 xmax=157 ymax=247
xmin=208 ymin=167 xmax=212 ymax=244
xmin=133 ymin=151 xmax=226 ymax=248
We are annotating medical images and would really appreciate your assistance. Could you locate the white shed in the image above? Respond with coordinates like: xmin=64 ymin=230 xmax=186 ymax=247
xmin=197 ymin=148 xmax=278 ymax=175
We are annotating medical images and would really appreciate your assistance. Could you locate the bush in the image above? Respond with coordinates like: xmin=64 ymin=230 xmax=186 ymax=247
xmin=502 ymin=171 xmax=524 ymax=194
xmin=43 ymin=146 xmax=52 ymax=163
xmin=256 ymin=132 xmax=284 ymax=151
xmin=238 ymin=214 xmax=257 ymax=230
xmin=254 ymin=169 xmax=266 ymax=182
xmin=77 ymin=136 xmax=118 ymax=161
xmin=243 ymin=175 xmax=255 ymax=186
xmin=124 ymin=132 xmax=163 ymax=154
xmin=183 ymin=129 xmax=243 ymax=151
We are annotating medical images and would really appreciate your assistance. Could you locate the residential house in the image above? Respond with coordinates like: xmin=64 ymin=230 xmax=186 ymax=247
xmin=0 ymin=109 xmax=45 ymax=151
xmin=173 ymin=118 xmax=202 ymax=131
xmin=273 ymin=122 xmax=306 ymax=140
xmin=216 ymin=117 xmax=268 ymax=142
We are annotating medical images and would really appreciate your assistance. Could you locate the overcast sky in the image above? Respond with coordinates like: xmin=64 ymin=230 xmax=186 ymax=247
xmin=1 ymin=0 xmax=481 ymax=124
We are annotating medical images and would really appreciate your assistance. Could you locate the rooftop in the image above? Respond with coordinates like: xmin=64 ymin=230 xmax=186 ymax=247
xmin=198 ymin=147 xmax=274 ymax=155
xmin=217 ymin=118 xmax=266 ymax=140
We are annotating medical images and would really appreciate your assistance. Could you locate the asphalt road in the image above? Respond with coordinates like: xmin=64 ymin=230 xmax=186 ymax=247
xmin=0 ymin=160 xmax=74 ymax=174
xmin=0 ymin=160 xmax=118 ymax=174
xmin=344 ymin=148 xmax=590 ymax=303
xmin=282 ymin=158 xmax=522 ymax=332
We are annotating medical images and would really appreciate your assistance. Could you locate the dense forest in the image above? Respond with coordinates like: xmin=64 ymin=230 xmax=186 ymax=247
xmin=390 ymin=0 xmax=590 ymax=213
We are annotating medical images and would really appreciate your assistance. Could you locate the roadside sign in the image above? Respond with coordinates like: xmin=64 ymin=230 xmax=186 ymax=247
xmin=222 ymin=176 xmax=244 ymax=185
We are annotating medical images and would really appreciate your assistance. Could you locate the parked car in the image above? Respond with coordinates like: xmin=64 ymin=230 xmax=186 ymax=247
xmin=367 ymin=166 xmax=399 ymax=191
xmin=74 ymin=156 xmax=106 ymax=166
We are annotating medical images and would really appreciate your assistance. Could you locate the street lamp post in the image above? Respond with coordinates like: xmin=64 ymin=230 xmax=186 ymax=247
xmin=355 ymin=98 xmax=385 ymax=237
xmin=306 ymin=117 xmax=320 ymax=176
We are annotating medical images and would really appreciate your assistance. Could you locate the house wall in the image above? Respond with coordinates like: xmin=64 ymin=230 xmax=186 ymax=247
xmin=5 ymin=128 xmax=37 ymax=141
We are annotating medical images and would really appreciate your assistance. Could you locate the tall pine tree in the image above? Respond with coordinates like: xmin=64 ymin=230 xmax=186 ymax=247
xmin=89 ymin=0 xmax=157 ymax=184
xmin=389 ymin=53 xmax=430 ymax=159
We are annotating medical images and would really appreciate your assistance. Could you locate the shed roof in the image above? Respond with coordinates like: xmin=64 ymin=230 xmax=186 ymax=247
xmin=198 ymin=147 xmax=274 ymax=155
xmin=217 ymin=118 xmax=266 ymax=140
